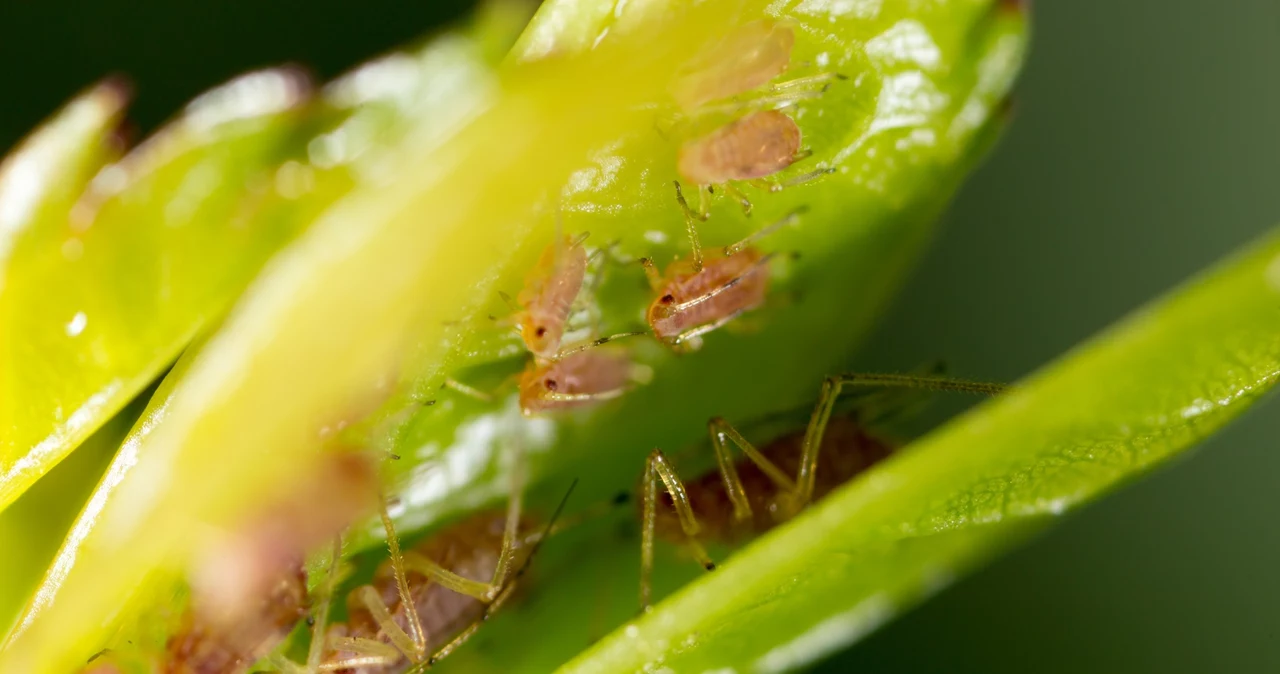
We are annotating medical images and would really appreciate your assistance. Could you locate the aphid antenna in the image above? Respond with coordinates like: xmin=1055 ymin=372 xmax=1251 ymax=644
xmin=525 ymin=488 xmax=632 ymax=544
xmin=496 ymin=290 xmax=521 ymax=312
xmin=568 ymin=230 xmax=592 ymax=248
xmin=724 ymin=207 xmax=807 ymax=257
xmin=793 ymin=372 xmax=1009 ymax=506
xmin=673 ymin=180 xmax=708 ymax=272
xmin=514 ymin=477 xmax=579 ymax=580
xmin=766 ymin=71 xmax=848 ymax=94
xmin=584 ymin=237 xmax=620 ymax=267
xmin=582 ymin=237 xmax=623 ymax=300
xmin=695 ymin=88 xmax=825 ymax=117
xmin=554 ymin=331 xmax=648 ymax=359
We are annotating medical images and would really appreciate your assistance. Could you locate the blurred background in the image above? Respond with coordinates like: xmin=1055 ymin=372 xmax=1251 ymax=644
xmin=2 ymin=0 xmax=1277 ymax=671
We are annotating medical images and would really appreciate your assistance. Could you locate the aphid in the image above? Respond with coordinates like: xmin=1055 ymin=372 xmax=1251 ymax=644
xmin=676 ymin=110 xmax=831 ymax=219
xmin=670 ymin=20 xmax=842 ymax=113
xmin=518 ymin=347 xmax=637 ymax=416
xmin=642 ymin=207 xmax=802 ymax=349
xmin=313 ymin=478 xmax=575 ymax=672
xmin=444 ymin=336 xmax=645 ymax=417
xmin=638 ymin=372 xmax=1007 ymax=608
xmin=509 ymin=233 xmax=590 ymax=361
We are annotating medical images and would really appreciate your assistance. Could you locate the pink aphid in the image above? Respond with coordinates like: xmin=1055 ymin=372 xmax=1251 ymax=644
xmin=670 ymin=20 xmax=796 ymax=112
xmin=518 ymin=350 xmax=633 ymax=416
xmin=514 ymin=234 xmax=589 ymax=361
xmin=678 ymin=109 xmax=803 ymax=187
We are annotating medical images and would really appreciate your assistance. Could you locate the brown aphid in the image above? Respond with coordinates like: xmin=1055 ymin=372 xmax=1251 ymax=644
xmin=325 ymin=511 xmax=536 ymax=673
xmin=651 ymin=417 xmax=887 ymax=546
xmin=512 ymin=234 xmax=589 ymax=361
xmin=314 ymin=478 xmax=576 ymax=671
xmin=638 ymin=372 xmax=1008 ymax=608
xmin=674 ymin=111 xmax=834 ymax=221
xmin=518 ymin=349 xmax=634 ymax=416
xmin=670 ymin=20 xmax=796 ymax=112
xmin=678 ymin=110 xmax=803 ymax=187
xmin=642 ymin=207 xmax=800 ymax=349
xmin=643 ymin=247 xmax=769 ymax=349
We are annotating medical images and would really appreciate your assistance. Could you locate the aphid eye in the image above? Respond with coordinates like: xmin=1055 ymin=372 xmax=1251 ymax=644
xmin=534 ymin=326 xmax=547 ymax=337
xmin=660 ymin=294 xmax=676 ymax=304
xmin=544 ymin=378 xmax=559 ymax=391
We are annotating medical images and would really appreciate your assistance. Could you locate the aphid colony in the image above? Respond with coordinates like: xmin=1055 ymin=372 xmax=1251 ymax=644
xmin=78 ymin=19 xmax=962 ymax=673
xmin=83 ymin=452 xmax=575 ymax=674
xmin=442 ymin=17 xmax=840 ymax=417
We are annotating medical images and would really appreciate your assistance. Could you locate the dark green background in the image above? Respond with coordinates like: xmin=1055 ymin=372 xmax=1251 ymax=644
xmin=2 ymin=1 xmax=1277 ymax=671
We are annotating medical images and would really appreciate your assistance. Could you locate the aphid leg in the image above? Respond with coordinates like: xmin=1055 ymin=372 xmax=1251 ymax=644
xmin=581 ymin=238 xmax=620 ymax=299
xmin=641 ymin=449 xmax=715 ymax=611
xmin=748 ymin=164 xmax=837 ymax=195
xmin=316 ymin=637 xmax=402 ymax=671
xmin=554 ymin=331 xmax=647 ymax=359
xmin=673 ymin=181 xmax=707 ymax=272
xmin=535 ymin=386 xmax=631 ymax=406
xmin=666 ymin=308 xmax=746 ymax=351
xmin=765 ymin=72 xmax=847 ymax=95
xmin=724 ymin=208 xmax=806 ymax=256
xmin=721 ymin=183 xmax=754 ymax=216
xmin=403 ymin=441 xmax=527 ymax=603
xmin=491 ymin=440 xmax=529 ymax=595
xmin=707 ymin=417 xmax=796 ymax=523
xmin=316 ymin=498 xmax=433 ymax=671
xmin=572 ymin=239 xmax=621 ymax=336
xmin=380 ymin=496 xmax=428 ymax=659
xmin=270 ymin=537 xmax=393 ymax=673
xmin=306 ymin=537 xmax=343 ymax=671
xmin=792 ymin=373 xmax=1008 ymax=510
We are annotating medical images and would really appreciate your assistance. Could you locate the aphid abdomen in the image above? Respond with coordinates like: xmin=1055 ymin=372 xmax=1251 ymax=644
xmin=677 ymin=110 xmax=803 ymax=185
xmin=648 ymin=251 xmax=769 ymax=341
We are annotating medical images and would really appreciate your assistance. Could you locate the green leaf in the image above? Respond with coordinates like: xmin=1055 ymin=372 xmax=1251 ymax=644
xmin=550 ymin=228 xmax=1280 ymax=672
xmin=0 ymin=396 xmax=138 ymax=638
xmin=0 ymin=71 xmax=314 ymax=511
